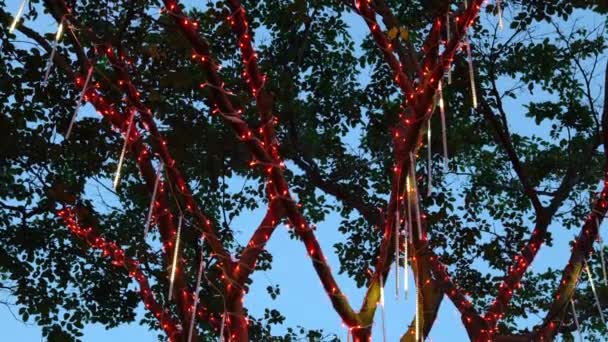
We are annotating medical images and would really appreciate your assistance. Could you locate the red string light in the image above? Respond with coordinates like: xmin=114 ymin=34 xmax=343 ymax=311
xmin=57 ymin=207 xmax=181 ymax=341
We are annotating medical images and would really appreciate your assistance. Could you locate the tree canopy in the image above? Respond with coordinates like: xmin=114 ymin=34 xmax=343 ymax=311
xmin=1 ymin=0 xmax=607 ymax=341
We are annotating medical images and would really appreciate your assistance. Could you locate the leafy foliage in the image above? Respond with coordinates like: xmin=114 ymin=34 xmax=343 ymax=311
xmin=0 ymin=0 xmax=607 ymax=340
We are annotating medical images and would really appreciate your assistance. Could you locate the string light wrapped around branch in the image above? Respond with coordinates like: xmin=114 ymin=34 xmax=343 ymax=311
xmin=8 ymin=0 xmax=28 ymax=33
xmin=42 ymin=18 xmax=64 ymax=87
xmin=56 ymin=207 xmax=181 ymax=340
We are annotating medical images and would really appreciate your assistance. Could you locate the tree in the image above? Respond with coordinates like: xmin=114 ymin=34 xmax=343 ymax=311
xmin=1 ymin=0 xmax=607 ymax=341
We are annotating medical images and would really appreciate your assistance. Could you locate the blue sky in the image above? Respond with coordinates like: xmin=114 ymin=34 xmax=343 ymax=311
xmin=2 ymin=1 xmax=606 ymax=341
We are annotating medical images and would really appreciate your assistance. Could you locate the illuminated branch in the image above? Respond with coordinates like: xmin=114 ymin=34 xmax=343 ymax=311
xmin=42 ymin=4 xmax=206 ymax=337
xmin=533 ymin=191 xmax=608 ymax=340
xmin=353 ymin=0 xmax=416 ymax=103
xmin=351 ymin=2 xmax=485 ymax=338
xmin=56 ymin=206 xmax=181 ymax=340
xmin=529 ymin=61 xmax=608 ymax=341
xmin=370 ymin=0 xmax=424 ymax=80
xmin=235 ymin=201 xmax=282 ymax=286
xmin=161 ymin=0 xmax=361 ymax=330
xmin=15 ymin=14 xmax=224 ymax=335
xmin=482 ymin=60 xmax=608 ymax=334
xmin=102 ymin=46 xmax=234 ymax=277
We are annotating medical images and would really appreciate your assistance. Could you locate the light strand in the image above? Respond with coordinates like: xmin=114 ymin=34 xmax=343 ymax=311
xmin=465 ymin=37 xmax=478 ymax=109
xmin=8 ymin=0 xmax=28 ymax=33
xmin=407 ymin=176 xmax=413 ymax=244
xmin=144 ymin=161 xmax=163 ymax=238
xmin=415 ymin=274 xmax=420 ymax=342
xmin=42 ymin=19 xmax=64 ymax=87
xmin=219 ymin=311 xmax=226 ymax=342
xmin=584 ymin=261 xmax=607 ymax=326
xmin=496 ymin=0 xmax=504 ymax=31
xmin=168 ymin=213 xmax=184 ymax=299
xmin=596 ymin=218 xmax=608 ymax=286
xmin=427 ymin=122 xmax=432 ymax=196
xmin=66 ymin=65 xmax=94 ymax=140
xmin=438 ymin=81 xmax=448 ymax=171
xmin=187 ymin=235 xmax=206 ymax=342
xmin=395 ymin=210 xmax=400 ymax=299
xmin=379 ymin=274 xmax=387 ymax=342
xmin=409 ymin=153 xmax=423 ymax=238
xmin=446 ymin=12 xmax=452 ymax=84
xmin=403 ymin=222 xmax=409 ymax=299
xmin=570 ymin=298 xmax=583 ymax=342
xmin=112 ymin=108 xmax=136 ymax=190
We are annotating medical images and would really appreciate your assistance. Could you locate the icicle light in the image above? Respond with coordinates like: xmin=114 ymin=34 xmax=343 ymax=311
xmin=403 ymin=226 xmax=408 ymax=299
xmin=379 ymin=274 xmax=387 ymax=342
xmin=427 ymin=122 xmax=432 ymax=196
xmin=9 ymin=0 xmax=28 ymax=33
xmin=219 ymin=311 xmax=226 ymax=342
xmin=409 ymin=152 xmax=423 ymax=238
xmin=406 ymin=176 xmax=413 ymax=244
xmin=438 ymin=81 xmax=448 ymax=171
xmin=187 ymin=236 xmax=205 ymax=342
xmin=168 ymin=214 xmax=183 ymax=299
xmin=144 ymin=161 xmax=163 ymax=238
xmin=570 ymin=298 xmax=583 ymax=342
xmin=113 ymin=109 xmax=136 ymax=190
xmin=395 ymin=209 xmax=400 ymax=299
xmin=415 ymin=278 xmax=420 ymax=342
xmin=446 ymin=12 xmax=452 ymax=84
xmin=584 ymin=261 xmax=607 ymax=326
xmin=596 ymin=218 xmax=608 ymax=286
xmin=497 ymin=0 xmax=504 ymax=31
xmin=465 ymin=38 xmax=478 ymax=109
xmin=66 ymin=65 xmax=94 ymax=140
xmin=42 ymin=19 xmax=64 ymax=87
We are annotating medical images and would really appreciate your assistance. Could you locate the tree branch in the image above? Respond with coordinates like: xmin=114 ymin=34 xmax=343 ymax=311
xmin=56 ymin=205 xmax=181 ymax=340
xmin=479 ymin=93 xmax=544 ymax=215
xmin=162 ymin=0 xmax=361 ymax=329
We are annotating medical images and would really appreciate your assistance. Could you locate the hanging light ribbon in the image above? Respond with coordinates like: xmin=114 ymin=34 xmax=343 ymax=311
xmin=379 ymin=274 xmax=387 ymax=342
xmin=395 ymin=209 xmax=400 ymax=299
xmin=168 ymin=214 xmax=184 ymax=299
xmin=427 ymin=122 xmax=432 ymax=196
xmin=66 ymin=65 xmax=94 ymax=140
xmin=409 ymin=153 xmax=423 ymax=238
xmin=9 ymin=0 xmax=28 ymax=33
xmin=496 ymin=0 xmax=504 ymax=31
xmin=187 ymin=235 xmax=206 ymax=342
xmin=445 ymin=12 xmax=452 ymax=84
xmin=595 ymin=217 xmax=608 ymax=286
xmin=42 ymin=18 xmax=64 ymax=87
xmin=415 ymin=271 xmax=420 ymax=342
xmin=406 ymin=176 xmax=413 ymax=244
xmin=570 ymin=298 xmax=583 ymax=342
xmin=112 ymin=108 xmax=136 ymax=190
xmin=584 ymin=261 xmax=607 ymax=326
xmin=144 ymin=161 xmax=163 ymax=238
xmin=219 ymin=310 xmax=226 ymax=342
xmin=438 ymin=81 xmax=449 ymax=171
xmin=465 ymin=37 xmax=478 ymax=110
xmin=403 ymin=223 xmax=409 ymax=299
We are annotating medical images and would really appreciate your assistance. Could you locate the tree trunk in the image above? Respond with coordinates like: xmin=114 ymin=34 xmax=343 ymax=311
xmin=351 ymin=326 xmax=372 ymax=342
xmin=225 ymin=289 xmax=248 ymax=342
